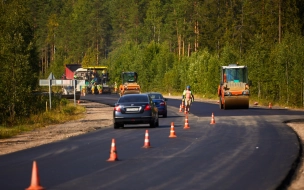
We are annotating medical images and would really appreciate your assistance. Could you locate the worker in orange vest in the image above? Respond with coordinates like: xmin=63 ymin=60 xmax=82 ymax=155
xmin=114 ymin=82 xmax=118 ymax=93
xmin=182 ymin=85 xmax=194 ymax=113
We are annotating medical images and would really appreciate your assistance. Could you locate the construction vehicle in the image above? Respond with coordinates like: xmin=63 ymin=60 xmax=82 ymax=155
xmin=61 ymin=64 xmax=82 ymax=100
xmin=119 ymin=72 xmax=140 ymax=96
xmin=81 ymin=66 xmax=111 ymax=94
xmin=218 ymin=64 xmax=250 ymax=109
xmin=63 ymin=64 xmax=112 ymax=95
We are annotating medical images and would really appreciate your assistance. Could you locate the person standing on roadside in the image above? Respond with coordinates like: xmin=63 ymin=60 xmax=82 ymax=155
xmin=114 ymin=82 xmax=118 ymax=93
xmin=182 ymin=85 xmax=194 ymax=113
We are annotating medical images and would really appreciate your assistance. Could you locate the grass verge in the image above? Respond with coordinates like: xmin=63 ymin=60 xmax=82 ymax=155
xmin=0 ymin=102 xmax=86 ymax=139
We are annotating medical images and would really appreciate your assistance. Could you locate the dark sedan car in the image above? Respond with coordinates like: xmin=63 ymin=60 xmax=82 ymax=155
xmin=146 ymin=92 xmax=168 ymax=118
xmin=113 ymin=94 xmax=159 ymax=129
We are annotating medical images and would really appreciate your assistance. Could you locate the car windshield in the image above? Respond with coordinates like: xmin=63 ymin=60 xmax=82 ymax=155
xmin=118 ymin=95 xmax=148 ymax=103
xmin=122 ymin=72 xmax=137 ymax=83
xmin=149 ymin=94 xmax=163 ymax=100
xmin=224 ymin=68 xmax=247 ymax=83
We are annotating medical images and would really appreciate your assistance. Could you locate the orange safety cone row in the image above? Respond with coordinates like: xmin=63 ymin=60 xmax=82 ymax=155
xmin=142 ymin=130 xmax=151 ymax=148
xmin=169 ymin=122 xmax=177 ymax=138
xmin=107 ymin=138 xmax=119 ymax=161
xmin=210 ymin=113 xmax=216 ymax=124
xmin=184 ymin=115 xmax=190 ymax=129
xmin=26 ymin=161 xmax=45 ymax=190
xmin=269 ymin=102 xmax=272 ymax=109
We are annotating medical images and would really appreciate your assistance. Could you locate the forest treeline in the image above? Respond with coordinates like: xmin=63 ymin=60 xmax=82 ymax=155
xmin=1 ymin=0 xmax=304 ymax=125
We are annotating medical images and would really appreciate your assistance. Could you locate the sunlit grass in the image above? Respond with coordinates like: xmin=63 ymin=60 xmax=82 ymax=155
xmin=0 ymin=102 xmax=86 ymax=139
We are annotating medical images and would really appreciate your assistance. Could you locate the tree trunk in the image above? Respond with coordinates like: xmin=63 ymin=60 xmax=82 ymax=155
xmin=286 ymin=60 xmax=289 ymax=105
xmin=278 ymin=0 xmax=281 ymax=43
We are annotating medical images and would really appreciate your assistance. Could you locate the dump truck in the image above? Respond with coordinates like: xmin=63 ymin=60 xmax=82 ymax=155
xmin=119 ymin=72 xmax=140 ymax=96
xmin=218 ymin=64 xmax=250 ymax=109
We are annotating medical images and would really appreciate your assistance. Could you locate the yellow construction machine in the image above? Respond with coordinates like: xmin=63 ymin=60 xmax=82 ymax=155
xmin=218 ymin=64 xmax=250 ymax=109
xmin=80 ymin=66 xmax=112 ymax=94
xmin=119 ymin=72 xmax=140 ymax=96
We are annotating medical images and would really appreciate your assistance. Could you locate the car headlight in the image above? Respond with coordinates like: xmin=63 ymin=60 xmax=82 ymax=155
xmin=224 ymin=91 xmax=231 ymax=96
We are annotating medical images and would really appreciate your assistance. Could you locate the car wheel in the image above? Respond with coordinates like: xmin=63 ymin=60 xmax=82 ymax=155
xmin=156 ymin=117 xmax=159 ymax=127
xmin=150 ymin=119 xmax=156 ymax=128
xmin=114 ymin=122 xmax=123 ymax=129
xmin=114 ymin=122 xmax=119 ymax=129
xmin=163 ymin=112 xmax=167 ymax=118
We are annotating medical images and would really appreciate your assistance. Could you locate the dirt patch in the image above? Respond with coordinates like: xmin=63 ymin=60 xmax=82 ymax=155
xmin=0 ymin=101 xmax=113 ymax=155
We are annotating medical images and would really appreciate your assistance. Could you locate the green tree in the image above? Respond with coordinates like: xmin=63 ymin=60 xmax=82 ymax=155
xmin=0 ymin=0 xmax=39 ymax=124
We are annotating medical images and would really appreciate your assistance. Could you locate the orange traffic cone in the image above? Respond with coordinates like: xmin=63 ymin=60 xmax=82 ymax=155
xmin=107 ymin=138 xmax=119 ymax=161
xmin=179 ymin=104 xmax=183 ymax=112
xmin=143 ymin=130 xmax=151 ymax=148
xmin=269 ymin=102 xmax=272 ymax=109
xmin=210 ymin=113 xmax=216 ymax=124
xmin=26 ymin=161 xmax=45 ymax=190
xmin=184 ymin=116 xmax=190 ymax=129
xmin=169 ymin=122 xmax=177 ymax=138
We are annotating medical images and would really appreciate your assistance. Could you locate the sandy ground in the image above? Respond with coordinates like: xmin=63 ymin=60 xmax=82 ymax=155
xmin=0 ymin=101 xmax=113 ymax=156
xmin=0 ymin=100 xmax=303 ymax=190
xmin=286 ymin=122 xmax=304 ymax=190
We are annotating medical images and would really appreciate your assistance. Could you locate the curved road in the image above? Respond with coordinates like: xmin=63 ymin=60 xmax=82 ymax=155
xmin=0 ymin=93 xmax=303 ymax=190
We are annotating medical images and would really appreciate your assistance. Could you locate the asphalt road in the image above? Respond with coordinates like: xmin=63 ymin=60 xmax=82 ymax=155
xmin=0 ymin=93 xmax=303 ymax=190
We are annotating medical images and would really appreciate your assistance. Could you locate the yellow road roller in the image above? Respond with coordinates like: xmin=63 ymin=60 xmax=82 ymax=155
xmin=218 ymin=64 xmax=250 ymax=109
xmin=119 ymin=72 xmax=141 ymax=96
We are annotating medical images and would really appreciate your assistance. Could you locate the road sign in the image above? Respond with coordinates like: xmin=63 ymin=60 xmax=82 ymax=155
xmin=39 ymin=79 xmax=50 ymax=86
xmin=51 ymin=80 xmax=73 ymax=86
xmin=39 ymin=79 xmax=85 ymax=87
xmin=47 ymin=72 xmax=56 ymax=80
xmin=39 ymin=79 xmax=86 ymax=109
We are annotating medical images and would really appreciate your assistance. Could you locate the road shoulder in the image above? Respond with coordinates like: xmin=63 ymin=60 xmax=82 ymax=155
xmin=0 ymin=101 xmax=113 ymax=155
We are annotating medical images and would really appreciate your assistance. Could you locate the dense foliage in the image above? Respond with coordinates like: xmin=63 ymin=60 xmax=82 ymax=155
xmin=1 ymin=0 xmax=304 ymax=124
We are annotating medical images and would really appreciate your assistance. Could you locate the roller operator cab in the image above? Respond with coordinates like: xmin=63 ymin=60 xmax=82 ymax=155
xmin=119 ymin=72 xmax=141 ymax=96
xmin=218 ymin=64 xmax=250 ymax=109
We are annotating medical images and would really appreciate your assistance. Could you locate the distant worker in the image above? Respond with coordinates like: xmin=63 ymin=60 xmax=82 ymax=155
xmin=101 ymin=69 xmax=107 ymax=84
xmin=182 ymin=85 xmax=194 ymax=114
xmin=97 ymin=83 xmax=103 ymax=94
xmin=90 ymin=78 xmax=95 ymax=85
xmin=92 ymin=69 xmax=99 ymax=82
xmin=114 ymin=82 xmax=118 ymax=93
xmin=91 ymin=82 xmax=97 ymax=94
xmin=81 ymin=85 xmax=86 ymax=96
